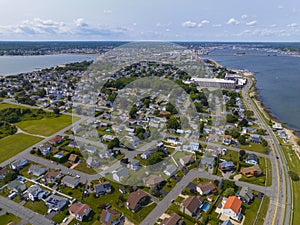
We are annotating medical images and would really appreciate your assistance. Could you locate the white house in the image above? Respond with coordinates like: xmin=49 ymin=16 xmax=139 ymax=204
xmin=221 ymin=196 xmax=243 ymax=221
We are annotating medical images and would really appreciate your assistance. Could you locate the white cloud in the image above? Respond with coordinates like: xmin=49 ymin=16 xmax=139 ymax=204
xmin=287 ymin=23 xmax=297 ymax=28
xmin=246 ymin=20 xmax=257 ymax=26
xmin=226 ymin=18 xmax=240 ymax=25
xmin=182 ymin=20 xmax=197 ymax=28
xmin=241 ymin=14 xmax=248 ymax=19
xmin=74 ymin=18 xmax=88 ymax=27
xmin=198 ymin=20 xmax=210 ymax=27
xmin=103 ymin=9 xmax=112 ymax=14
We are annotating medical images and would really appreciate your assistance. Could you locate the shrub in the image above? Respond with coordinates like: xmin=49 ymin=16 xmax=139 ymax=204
xmin=289 ymin=171 xmax=300 ymax=181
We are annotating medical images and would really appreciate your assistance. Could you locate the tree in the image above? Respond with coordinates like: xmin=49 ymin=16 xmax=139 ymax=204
xmin=53 ymin=107 xmax=60 ymax=115
xmin=107 ymin=138 xmax=120 ymax=149
xmin=239 ymin=150 xmax=246 ymax=157
xmin=232 ymin=130 xmax=240 ymax=138
xmin=166 ymin=116 xmax=180 ymax=130
xmin=289 ymin=171 xmax=300 ymax=181
xmin=238 ymin=135 xmax=247 ymax=145
xmin=223 ymin=188 xmax=235 ymax=197
xmin=261 ymin=138 xmax=268 ymax=147
xmin=226 ymin=114 xmax=238 ymax=123
xmin=223 ymin=180 xmax=236 ymax=190
xmin=244 ymin=110 xmax=254 ymax=119
xmin=129 ymin=105 xmax=137 ymax=119
xmin=166 ymin=103 xmax=178 ymax=115
xmin=239 ymin=118 xmax=248 ymax=127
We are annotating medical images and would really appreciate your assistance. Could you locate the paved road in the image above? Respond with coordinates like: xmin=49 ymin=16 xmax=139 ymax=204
xmin=0 ymin=196 xmax=53 ymax=225
xmin=242 ymin=78 xmax=290 ymax=225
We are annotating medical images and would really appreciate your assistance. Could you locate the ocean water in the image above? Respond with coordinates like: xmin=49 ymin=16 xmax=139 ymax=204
xmin=205 ymin=55 xmax=300 ymax=131
xmin=0 ymin=54 xmax=98 ymax=76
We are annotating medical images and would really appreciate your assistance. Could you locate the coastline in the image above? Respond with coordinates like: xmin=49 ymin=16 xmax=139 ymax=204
xmin=245 ymin=72 xmax=300 ymax=156
xmin=207 ymin=58 xmax=300 ymax=156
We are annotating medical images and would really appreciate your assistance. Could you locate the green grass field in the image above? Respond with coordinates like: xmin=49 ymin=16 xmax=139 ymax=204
xmin=16 ymin=114 xmax=73 ymax=136
xmin=0 ymin=212 xmax=22 ymax=224
xmin=0 ymin=133 xmax=42 ymax=163
xmin=255 ymin=196 xmax=270 ymax=225
xmin=240 ymin=143 xmax=268 ymax=154
xmin=281 ymin=145 xmax=300 ymax=225
xmin=0 ymin=103 xmax=27 ymax=110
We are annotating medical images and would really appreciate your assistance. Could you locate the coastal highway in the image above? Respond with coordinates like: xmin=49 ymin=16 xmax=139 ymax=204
xmin=242 ymin=77 xmax=291 ymax=225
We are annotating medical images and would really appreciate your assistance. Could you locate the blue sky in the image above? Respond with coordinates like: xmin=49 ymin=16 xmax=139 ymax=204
xmin=0 ymin=0 xmax=300 ymax=41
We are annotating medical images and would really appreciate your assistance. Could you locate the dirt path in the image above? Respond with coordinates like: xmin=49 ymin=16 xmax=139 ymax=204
xmin=16 ymin=126 xmax=47 ymax=139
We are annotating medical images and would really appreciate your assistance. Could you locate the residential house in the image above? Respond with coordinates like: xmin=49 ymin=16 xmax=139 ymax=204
xmin=179 ymin=155 xmax=195 ymax=166
xmin=27 ymin=184 xmax=45 ymax=201
xmin=206 ymin=134 xmax=219 ymax=142
xmin=0 ymin=167 xmax=9 ymax=180
xmin=164 ymin=165 xmax=178 ymax=177
xmin=219 ymin=161 xmax=235 ymax=172
xmin=68 ymin=154 xmax=79 ymax=164
xmin=85 ymin=145 xmax=98 ymax=154
xmin=44 ymin=195 xmax=68 ymax=213
xmin=7 ymin=180 xmax=26 ymax=193
xmin=200 ymin=156 xmax=215 ymax=168
xmin=182 ymin=142 xmax=199 ymax=153
xmin=86 ymin=156 xmax=101 ymax=168
xmin=68 ymin=141 xmax=81 ymax=149
xmin=180 ymin=196 xmax=204 ymax=217
xmin=221 ymin=196 xmax=243 ymax=221
xmin=113 ymin=168 xmax=129 ymax=182
xmin=223 ymin=135 xmax=232 ymax=145
xmin=126 ymin=190 xmax=149 ymax=212
xmin=249 ymin=134 xmax=261 ymax=144
xmin=100 ymin=209 xmax=124 ymax=225
xmin=94 ymin=182 xmax=111 ymax=196
xmin=239 ymin=186 xmax=253 ymax=204
xmin=245 ymin=153 xmax=259 ymax=165
xmin=69 ymin=202 xmax=92 ymax=222
xmin=44 ymin=171 xmax=61 ymax=183
xmin=28 ymin=165 xmax=47 ymax=176
xmin=241 ymin=165 xmax=262 ymax=178
xmin=48 ymin=135 xmax=63 ymax=145
xmin=10 ymin=159 xmax=29 ymax=171
xmin=129 ymin=160 xmax=140 ymax=171
xmin=161 ymin=213 xmax=182 ymax=225
xmin=144 ymin=175 xmax=164 ymax=187
xmin=102 ymin=135 xmax=116 ymax=142
xmin=61 ymin=176 xmax=80 ymax=188
xmin=39 ymin=144 xmax=52 ymax=156
xmin=196 ymin=182 xmax=215 ymax=195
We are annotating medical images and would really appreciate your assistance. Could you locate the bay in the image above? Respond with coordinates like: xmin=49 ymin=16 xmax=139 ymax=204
xmin=0 ymin=54 xmax=98 ymax=76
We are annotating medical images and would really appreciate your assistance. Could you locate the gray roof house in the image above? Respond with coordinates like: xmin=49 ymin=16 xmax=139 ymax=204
xmin=10 ymin=159 xmax=29 ymax=170
xmin=113 ymin=168 xmax=129 ymax=182
xmin=200 ymin=156 xmax=215 ymax=168
xmin=94 ymin=181 xmax=111 ymax=196
xmin=44 ymin=195 xmax=68 ymax=213
xmin=245 ymin=153 xmax=258 ymax=165
xmin=61 ymin=176 xmax=80 ymax=189
xmin=163 ymin=165 xmax=178 ymax=177
xmin=28 ymin=165 xmax=47 ymax=176
xmin=7 ymin=180 xmax=26 ymax=193
xmin=27 ymin=184 xmax=46 ymax=201
xmin=239 ymin=186 xmax=253 ymax=204
xmin=86 ymin=156 xmax=101 ymax=168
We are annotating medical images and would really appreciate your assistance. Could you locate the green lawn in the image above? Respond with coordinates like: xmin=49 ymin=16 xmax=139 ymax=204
xmin=0 ymin=103 xmax=27 ymax=110
xmin=255 ymin=196 xmax=270 ymax=225
xmin=243 ymin=198 xmax=262 ymax=225
xmin=221 ymin=150 xmax=239 ymax=163
xmin=24 ymin=200 xmax=48 ymax=215
xmin=16 ymin=114 xmax=74 ymax=136
xmin=240 ymin=143 xmax=268 ymax=154
xmin=0 ymin=133 xmax=42 ymax=163
xmin=0 ymin=212 xmax=22 ymax=224
xmin=74 ymin=162 xmax=97 ymax=175
xmin=281 ymin=145 xmax=300 ymax=225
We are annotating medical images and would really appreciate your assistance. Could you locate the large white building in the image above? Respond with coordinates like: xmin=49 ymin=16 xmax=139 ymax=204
xmin=190 ymin=77 xmax=236 ymax=89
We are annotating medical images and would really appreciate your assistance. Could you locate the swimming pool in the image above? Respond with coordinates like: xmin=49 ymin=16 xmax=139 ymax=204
xmin=202 ymin=203 xmax=210 ymax=212
xmin=53 ymin=153 xmax=64 ymax=159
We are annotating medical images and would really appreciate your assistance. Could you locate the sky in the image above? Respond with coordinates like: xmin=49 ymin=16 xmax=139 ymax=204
xmin=0 ymin=0 xmax=300 ymax=41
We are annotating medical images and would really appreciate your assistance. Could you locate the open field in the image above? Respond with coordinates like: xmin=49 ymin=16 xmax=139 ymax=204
xmin=16 ymin=114 xmax=74 ymax=136
xmin=240 ymin=143 xmax=268 ymax=154
xmin=0 ymin=103 xmax=27 ymax=110
xmin=255 ymin=196 xmax=270 ymax=225
xmin=0 ymin=212 xmax=22 ymax=224
xmin=0 ymin=133 xmax=42 ymax=163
